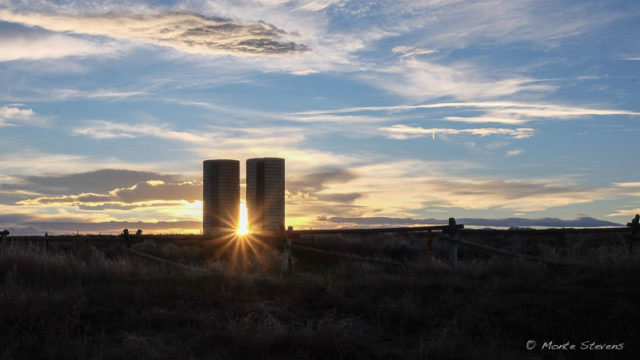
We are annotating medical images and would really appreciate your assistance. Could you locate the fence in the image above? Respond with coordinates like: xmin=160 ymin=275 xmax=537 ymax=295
xmin=1 ymin=215 xmax=638 ymax=273
xmin=278 ymin=215 xmax=640 ymax=273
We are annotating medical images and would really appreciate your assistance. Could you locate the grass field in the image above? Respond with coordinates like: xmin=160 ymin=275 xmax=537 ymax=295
xmin=0 ymin=233 xmax=638 ymax=359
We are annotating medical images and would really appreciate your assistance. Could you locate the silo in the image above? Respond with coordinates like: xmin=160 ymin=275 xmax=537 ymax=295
xmin=203 ymin=159 xmax=240 ymax=236
xmin=246 ymin=157 xmax=285 ymax=233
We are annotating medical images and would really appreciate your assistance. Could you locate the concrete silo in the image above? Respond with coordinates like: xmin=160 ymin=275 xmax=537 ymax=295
xmin=203 ymin=159 xmax=240 ymax=236
xmin=246 ymin=157 xmax=285 ymax=233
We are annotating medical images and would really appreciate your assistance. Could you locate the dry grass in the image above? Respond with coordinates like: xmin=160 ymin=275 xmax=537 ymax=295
xmin=0 ymin=235 xmax=639 ymax=359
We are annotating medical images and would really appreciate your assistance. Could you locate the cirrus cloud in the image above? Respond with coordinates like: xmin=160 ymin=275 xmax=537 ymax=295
xmin=391 ymin=46 xmax=438 ymax=57
xmin=380 ymin=124 xmax=535 ymax=140
xmin=0 ymin=31 xmax=114 ymax=62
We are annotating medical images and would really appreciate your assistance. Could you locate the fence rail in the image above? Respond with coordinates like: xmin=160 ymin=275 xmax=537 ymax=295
xmin=279 ymin=216 xmax=640 ymax=273
xmin=440 ymin=235 xmax=588 ymax=268
xmin=2 ymin=215 xmax=638 ymax=274
xmin=284 ymin=242 xmax=420 ymax=268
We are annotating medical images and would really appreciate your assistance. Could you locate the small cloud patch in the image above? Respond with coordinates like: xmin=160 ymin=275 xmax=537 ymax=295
xmin=391 ymin=46 xmax=438 ymax=57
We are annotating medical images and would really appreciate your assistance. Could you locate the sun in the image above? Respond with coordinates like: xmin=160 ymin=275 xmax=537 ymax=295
xmin=237 ymin=200 xmax=249 ymax=235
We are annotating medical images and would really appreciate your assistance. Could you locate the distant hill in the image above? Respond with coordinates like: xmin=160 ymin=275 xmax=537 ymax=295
xmin=319 ymin=216 xmax=622 ymax=228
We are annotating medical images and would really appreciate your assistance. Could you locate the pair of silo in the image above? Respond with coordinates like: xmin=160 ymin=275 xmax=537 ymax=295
xmin=202 ymin=158 xmax=284 ymax=236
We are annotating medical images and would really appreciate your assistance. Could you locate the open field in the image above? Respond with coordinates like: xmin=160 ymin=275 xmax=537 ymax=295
xmin=1 ymin=233 xmax=639 ymax=359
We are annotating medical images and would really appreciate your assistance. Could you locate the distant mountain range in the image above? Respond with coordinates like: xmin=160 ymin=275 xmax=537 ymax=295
xmin=3 ymin=221 xmax=201 ymax=236
xmin=1 ymin=216 xmax=624 ymax=236
xmin=318 ymin=216 xmax=622 ymax=228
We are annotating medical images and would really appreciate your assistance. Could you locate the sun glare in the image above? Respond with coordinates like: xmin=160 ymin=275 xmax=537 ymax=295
xmin=238 ymin=200 xmax=249 ymax=235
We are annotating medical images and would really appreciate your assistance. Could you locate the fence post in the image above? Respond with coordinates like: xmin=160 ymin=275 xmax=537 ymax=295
xmin=123 ymin=228 xmax=131 ymax=249
xmin=448 ymin=218 xmax=458 ymax=271
xmin=627 ymin=214 xmax=639 ymax=260
xmin=0 ymin=229 xmax=8 ymax=243
xmin=45 ymin=232 xmax=49 ymax=251
xmin=427 ymin=229 xmax=433 ymax=256
xmin=281 ymin=226 xmax=294 ymax=276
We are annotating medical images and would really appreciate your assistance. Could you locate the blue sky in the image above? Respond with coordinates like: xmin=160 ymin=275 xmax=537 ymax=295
xmin=0 ymin=0 xmax=639 ymax=233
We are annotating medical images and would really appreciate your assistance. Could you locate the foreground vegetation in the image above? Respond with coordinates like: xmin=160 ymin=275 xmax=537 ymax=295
xmin=0 ymin=235 xmax=638 ymax=359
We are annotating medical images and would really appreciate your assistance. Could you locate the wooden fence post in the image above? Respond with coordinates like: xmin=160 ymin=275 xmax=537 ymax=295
xmin=448 ymin=218 xmax=458 ymax=271
xmin=281 ymin=226 xmax=294 ymax=276
xmin=0 ymin=229 xmax=8 ymax=243
xmin=627 ymin=214 xmax=639 ymax=260
xmin=427 ymin=229 xmax=433 ymax=255
xmin=123 ymin=228 xmax=131 ymax=249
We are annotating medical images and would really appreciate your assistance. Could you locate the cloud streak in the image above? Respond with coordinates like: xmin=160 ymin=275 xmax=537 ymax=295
xmin=0 ymin=30 xmax=113 ymax=61
xmin=607 ymin=208 xmax=640 ymax=217
xmin=391 ymin=46 xmax=438 ymax=57
xmin=0 ymin=9 xmax=308 ymax=56
xmin=380 ymin=125 xmax=534 ymax=140
xmin=70 ymin=117 xmax=356 ymax=173
xmin=361 ymin=58 xmax=552 ymax=101
xmin=73 ymin=120 xmax=210 ymax=143
xmin=506 ymin=149 xmax=524 ymax=157
xmin=297 ymin=101 xmax=640 ymax=119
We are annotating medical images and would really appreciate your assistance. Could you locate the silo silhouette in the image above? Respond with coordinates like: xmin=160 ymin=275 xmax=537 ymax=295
xmin=246 ymin=157 xmax=285 ymax=233
xmin=203 ymin=159 xmax=240 ymax=236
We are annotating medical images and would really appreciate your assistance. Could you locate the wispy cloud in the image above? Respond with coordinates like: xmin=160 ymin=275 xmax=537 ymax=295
xmin=360 ymin=58 xmax=552 ymax=101
xmin=179 ymin=100 xmax=398 ymax=125
xmin=506 ymin=149 xmax=524 ymax=157
xmin=0 ymin=31 xmax=114 ymax=62
xmin=73 ymin=120 xmax=209 ymax=143
xmin=0 ymin=149 xmax=160 ymax=175
xmin=296 ymin=101 xmax=640 ymax=118
xmin=445 ymin=116 xmax=527 ymax=125
xmin=391 ymin=46 xmax=438 ymax=57
xmin=52 ymin=89 xmax=146 ymax=100
xmin=0 ymin=9 xmax=308 ymax=57
xmin=71 ymin=117 xmax=356 ymax=172
xmin=297 ymin=101 xmax=640 ymax=130
xmin=354 ymin=0 xmax=618 ymax=49
xmin=607 ymin=208 xmax=640 ymax=217
xmin=293 ymin=0 xmax=344 ymax=12
xmin=380 ymin=124 xmax=534 ymax=140
xmin=611 ymin=182 xmax=640 ymax=197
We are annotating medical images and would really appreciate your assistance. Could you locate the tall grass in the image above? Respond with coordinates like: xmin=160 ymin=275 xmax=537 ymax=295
xmin=1 ymin=237 xmax=638 ymax=359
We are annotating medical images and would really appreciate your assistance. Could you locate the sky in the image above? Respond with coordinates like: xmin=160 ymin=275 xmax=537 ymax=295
xmin=1 ymin=0 xmax=639 ymax=234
